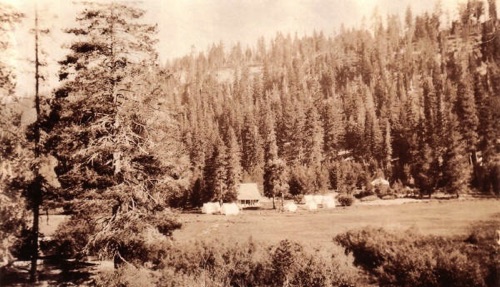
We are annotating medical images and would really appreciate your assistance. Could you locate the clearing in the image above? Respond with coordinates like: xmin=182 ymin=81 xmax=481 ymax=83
xmin=173 ymin=199 xmax=500 ymax=246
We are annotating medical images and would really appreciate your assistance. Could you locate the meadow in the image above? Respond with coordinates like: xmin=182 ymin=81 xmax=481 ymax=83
xmin=31 ymin=198 xmax=500 ymax=286
xmin=173 ymin=199 xmax=500 ymax=246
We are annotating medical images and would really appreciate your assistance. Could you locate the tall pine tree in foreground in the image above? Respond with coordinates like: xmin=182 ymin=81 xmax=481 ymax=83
xmin=49 ymin=2 xmax=187 ymax=265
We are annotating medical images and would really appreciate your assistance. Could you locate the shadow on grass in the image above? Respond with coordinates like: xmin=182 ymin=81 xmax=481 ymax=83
xmin=0 ymin=258 xmax=97 ymax=286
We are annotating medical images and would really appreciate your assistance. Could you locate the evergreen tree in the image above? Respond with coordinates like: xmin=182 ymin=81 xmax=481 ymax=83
xmin=203 ymin=137 xmax=228 ymax=203
xmin=303 ymin=105 xmax=324 ymax=167
xmin=50 ymin=2 xmax=185 ymax=264
xmin=225 ymin=127 xmax=242 ymax=202
xmin=241 ymin=114 xmax=264 ymax=180
xmin=364 ymin=112 xmax=383 ymax=162
xmin=422 ymin=77 xmax=436 ymax=145
xmin=263 ymin=113 xmax=288 ymax=209
xmin=456 ymin=70 xmax=479 ymax=155
xmin=411 ymin=116 xmax=440 ymax=196
xmin=382 ymin=119 xmax=393 ymax=175
xmin=322 ymin=96 xmax=345 ymax=163
xmin=442 ymin=112 xmax=471 ymax=196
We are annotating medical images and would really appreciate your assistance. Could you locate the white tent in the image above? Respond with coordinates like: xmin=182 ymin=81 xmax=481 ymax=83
xmin=284 ymin=202 xmax=298 ymax=212
xmin=201 ymin=202 xmax=221 ymax=214
xmin=221 ymin=203 xmax=240 ymax=215
xmin=303 ymin=195 xmax=314 ymax=204
xmin=304 ymin=201 xmax=318 ymax=210
xmin=313 ymin=195 xmax=324 ymax=205
xmin=322 ymin=194 xmax=336 ymax=209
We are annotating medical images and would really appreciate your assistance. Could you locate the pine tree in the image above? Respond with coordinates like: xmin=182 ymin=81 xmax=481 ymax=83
xmin=26 ymin=8 xmax=57 ymax=280
xmin=456 ymin=71 xmax=479 ymax=154
xmin=263 ymin=113 xmax=288 ymax=209
xmin=364 ymin=112 xmax=383 ymax=162
xmin=303 ymin=105 xmax=324 ymax=167
xmin=225 ymin=127 xmax=242 ymax=202
xmin=422 ymin=77 xmax=436 ymax=145
xmin=322 ymin=95 xmax=345 ymax=163
xmin=50 ymin=2 xmax=185 ymax=264
xmin=203 ymin=137 xmax=228 ymax=203
xmin=382 ymin=119 xmax=393 ymax=174
xmin=241 ymin=114 xmax=264 ymax=180
xmin=277 ymin=97 xmax=296 ymax=164
xmin=442 ymin=112 xmax=471 ymax=196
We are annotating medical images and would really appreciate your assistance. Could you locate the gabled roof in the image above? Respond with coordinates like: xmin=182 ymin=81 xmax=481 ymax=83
xmin=237 ymin=183 xmax=262 ymax=200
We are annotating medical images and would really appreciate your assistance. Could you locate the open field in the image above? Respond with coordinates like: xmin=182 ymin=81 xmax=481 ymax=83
xmin=173 ymin=199 xmax=500 ymax=246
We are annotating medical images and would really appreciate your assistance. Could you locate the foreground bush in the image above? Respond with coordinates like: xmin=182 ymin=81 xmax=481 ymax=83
xmin=48 ymin=209 xmax=181 ymax=266
xmin=335 ymin=227 xmax=497 ymax=287
xmin=94 ymin=239 xmax=361 ymax=287
xmin=93 ymin=265 xmax=160 ymax=287
xmin=337 ymin=194 xmax=355 ymax=206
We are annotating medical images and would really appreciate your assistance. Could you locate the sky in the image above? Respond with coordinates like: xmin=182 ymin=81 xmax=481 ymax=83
xmin=2 ymin=0 xmax=496 ymax=98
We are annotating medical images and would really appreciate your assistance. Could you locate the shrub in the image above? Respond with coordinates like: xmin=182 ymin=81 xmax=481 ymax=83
xmin=93 ymin=265 xmax=159 ymax=287
xmin=354 ymin=189 xmax=375 ymax=199
xmin=335 ymin=227 xmax=489 ymax=287
xmin=47 ymin=215 xmax=94 ymax=259
xmin=337 ymin=194 xmax=355 ymax=206
xmin=391 ymin=179 xmax=406 ymax=195
xmin=88 ymin=209 xmax=181 ymax=266
xmin=157 ymin=239 xmax=360 ymax=287
xmin=463 ymin=223 xmax=500 ymax=287
xmin=49 ymin=209 xmax=181 ymax=266
xmin=270 ymin=240 xmax=304 ymax=285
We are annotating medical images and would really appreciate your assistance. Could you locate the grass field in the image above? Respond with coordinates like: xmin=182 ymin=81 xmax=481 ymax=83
xmin=173 ymin=199 xmax=500 ymax=246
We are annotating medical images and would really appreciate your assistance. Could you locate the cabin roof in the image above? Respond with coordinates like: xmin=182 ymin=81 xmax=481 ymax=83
xmin=237 ymin=183 xmax=262 ymax=201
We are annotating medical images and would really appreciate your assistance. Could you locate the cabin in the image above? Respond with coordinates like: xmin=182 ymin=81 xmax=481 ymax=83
xmin=237 ymin=183 xmax=262 ymax=208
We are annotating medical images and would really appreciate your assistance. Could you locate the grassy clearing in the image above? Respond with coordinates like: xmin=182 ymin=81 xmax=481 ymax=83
xmin=39 ymin=214 xmax=68 ymax=237
xmin=173 ymin=199 xmax=500 ymax=246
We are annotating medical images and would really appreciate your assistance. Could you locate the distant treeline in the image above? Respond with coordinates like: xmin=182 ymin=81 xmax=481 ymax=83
xmin=159 ymin=0 xmax=500 ymax=206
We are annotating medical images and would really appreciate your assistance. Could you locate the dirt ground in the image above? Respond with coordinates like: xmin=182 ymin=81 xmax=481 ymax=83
xmin=173 ymin=199 xmax=500 ymax=246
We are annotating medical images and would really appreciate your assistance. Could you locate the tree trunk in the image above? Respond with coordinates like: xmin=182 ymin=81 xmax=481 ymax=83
xmin=30 ymin=7 xmax=42 ymax=282
xmin=30 ymin=179 xmax=41 ymax=282
xmin=280 ymin=192 xmax=284 ymax=212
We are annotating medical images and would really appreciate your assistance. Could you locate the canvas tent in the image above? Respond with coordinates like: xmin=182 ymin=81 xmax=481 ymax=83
xmin=304 ymin=201 xmax=318 ymax=210
xmin=201 ymin=202 xmax=221 ymax=214
xmin=303 ymin=195 xmax=314 ymax=204
xmin=322 ymin=193 xmax=336 ymax=209
xmin=313 ymin=195 xmax=324 ymax=205
xmin=237 ymin=183 xmax=262 ymax=208
xmin=221 ymin=203 xmax=240 ymax=215
xmin=284 ymin=202 xmax=298 ymax=212
xmin=303 ymin=193 xmax=337 ymax=209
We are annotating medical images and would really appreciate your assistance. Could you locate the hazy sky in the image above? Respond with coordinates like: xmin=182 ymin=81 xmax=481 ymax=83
xmin=3 ymin=0 xmax=495 ymax=97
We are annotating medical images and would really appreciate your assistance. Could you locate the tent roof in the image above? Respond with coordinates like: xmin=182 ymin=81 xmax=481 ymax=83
xmin=237 ymin=183 xmax=262 ymax=200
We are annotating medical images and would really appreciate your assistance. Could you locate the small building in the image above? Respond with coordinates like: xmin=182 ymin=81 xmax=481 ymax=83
xmin=237 ymin=183 xmax=262 ymax=208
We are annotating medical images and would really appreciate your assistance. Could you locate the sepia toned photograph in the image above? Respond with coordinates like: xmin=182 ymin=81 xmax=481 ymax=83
xmin=0 ymin=0 xmax=499 ymax=286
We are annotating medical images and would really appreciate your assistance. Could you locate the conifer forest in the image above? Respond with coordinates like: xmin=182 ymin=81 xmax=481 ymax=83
xmin=0 ymin=0 xmax=499 ymax=286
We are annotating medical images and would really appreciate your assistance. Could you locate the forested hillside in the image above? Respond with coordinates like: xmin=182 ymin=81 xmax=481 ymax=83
xmin=158 ymin=1 xmax=500 ymax=206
